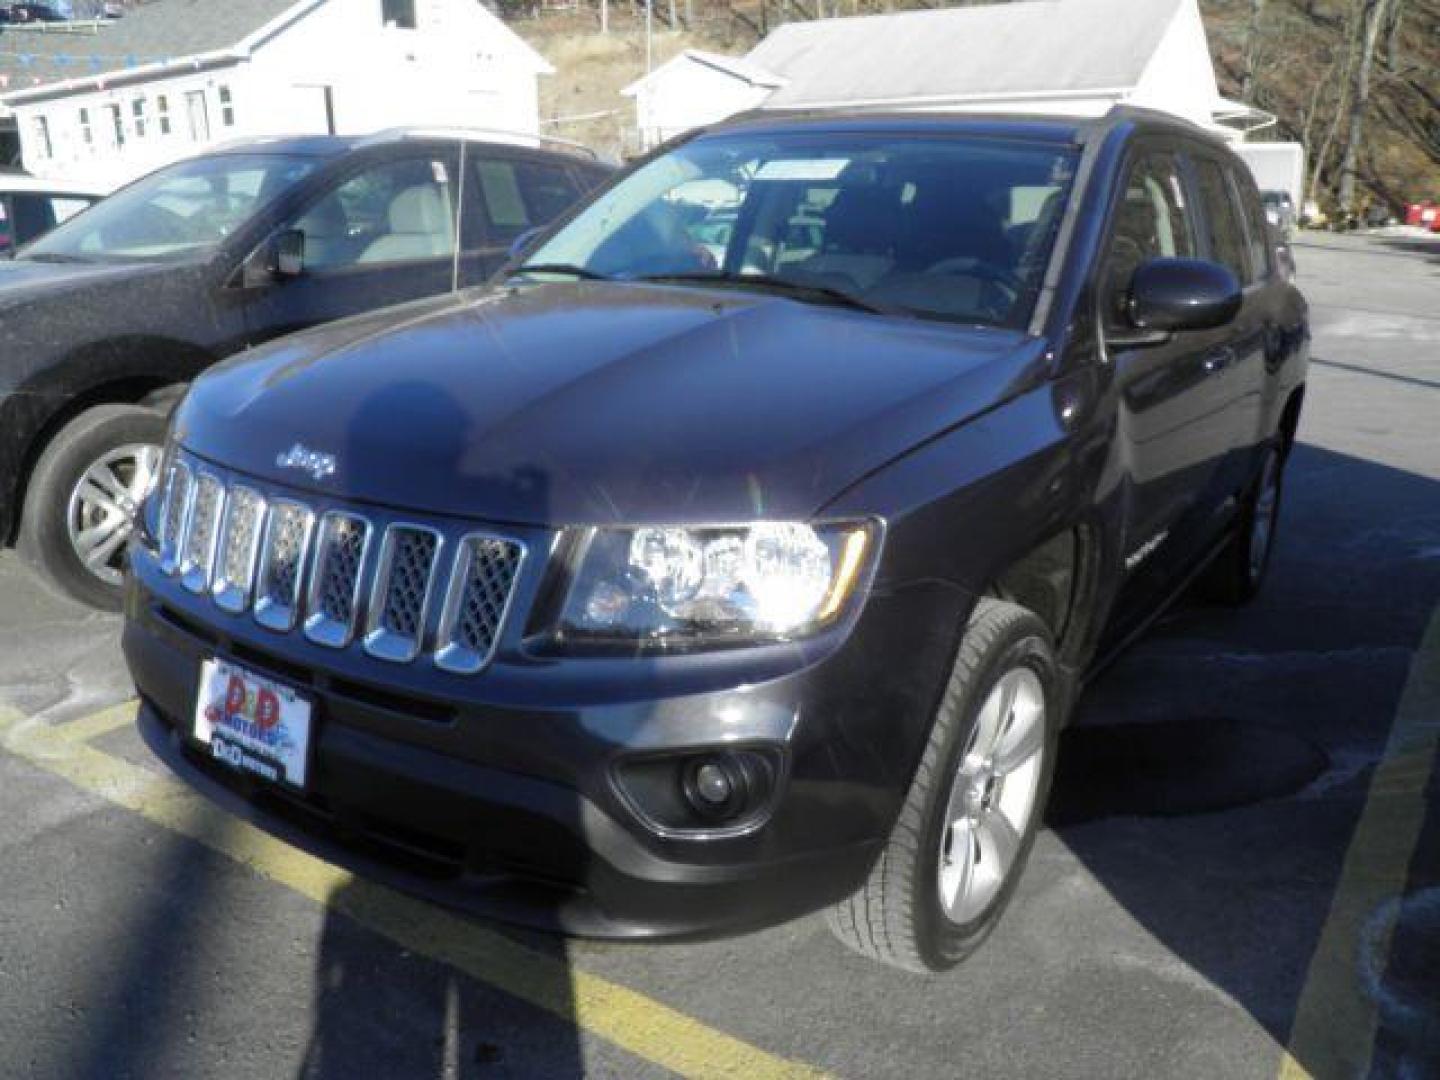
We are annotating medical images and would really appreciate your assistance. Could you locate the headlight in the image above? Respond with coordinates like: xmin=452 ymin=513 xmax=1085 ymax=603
xmin=556 ymin=521 xmax=877 ymax=646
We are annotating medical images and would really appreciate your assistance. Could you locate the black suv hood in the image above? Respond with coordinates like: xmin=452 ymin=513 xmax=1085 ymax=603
xmin=0 ymin=257 xmax=172 ymax=305
xmin=178 ymin=282 xmax=1046 ymax=525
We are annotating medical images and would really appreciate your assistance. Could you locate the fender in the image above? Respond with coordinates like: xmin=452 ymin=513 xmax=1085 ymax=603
xmin=0 ymin=337 xmax=216 ymax=543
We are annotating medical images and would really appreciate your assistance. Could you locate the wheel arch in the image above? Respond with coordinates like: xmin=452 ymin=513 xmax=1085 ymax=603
xmin=1278 ymin=384 xmax=1306 ymax=456
xmin=3 ymin=337 xmax=212 ymax=544
xmin=983 ymin=522 xmax=1101 ymax=709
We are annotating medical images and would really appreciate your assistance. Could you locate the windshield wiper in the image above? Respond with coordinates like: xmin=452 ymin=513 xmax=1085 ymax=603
xmin=512 ymin=262 xmax=611 ymax=281
xmin=635 ymin=272 xmax=893 ymax=315
xmin=19 ymin=252 xmax=90 ymax=264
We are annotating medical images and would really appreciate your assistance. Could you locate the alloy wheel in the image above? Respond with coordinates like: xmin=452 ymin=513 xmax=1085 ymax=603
xmin=937 ymin=665 xmax=1047 ymax=925
xmin=65 ymin=442 xmax=162 ymax=587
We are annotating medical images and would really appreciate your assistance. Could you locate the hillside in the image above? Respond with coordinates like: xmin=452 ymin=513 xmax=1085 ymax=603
xmin=514 ymin=0 xmax=1440 ymax=213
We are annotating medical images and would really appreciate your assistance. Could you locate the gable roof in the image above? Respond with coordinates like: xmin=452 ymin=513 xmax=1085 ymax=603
xmin=750 ymin=0 xmax=1186 ymax=109
xmin=0 ymin=0 xmax=311 ymax=99
xmin=622 ymin=48 xmax=786 ymax=97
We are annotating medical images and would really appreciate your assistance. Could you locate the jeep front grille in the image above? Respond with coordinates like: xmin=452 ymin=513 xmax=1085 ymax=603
xmin=254 ymin=501 xmax=314 ymax=633
xmin=305 ymin=513 xmax=371 ymax=648
xmin=435 ymin=535 xmax=526 ymax=674
xmin=150 ymin=453 xmax=525 ymax=675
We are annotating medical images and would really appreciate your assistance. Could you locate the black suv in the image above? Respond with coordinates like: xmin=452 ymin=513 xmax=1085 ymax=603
xmin=124 ymin=108 xmax=1308 ymax=973
xmin=0 ymin=130 xmax=607 ymax=608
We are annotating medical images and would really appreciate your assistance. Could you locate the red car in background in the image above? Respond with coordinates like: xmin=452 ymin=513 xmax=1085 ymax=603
xmin=1405 ymin=202 xmax=1439 ymax=232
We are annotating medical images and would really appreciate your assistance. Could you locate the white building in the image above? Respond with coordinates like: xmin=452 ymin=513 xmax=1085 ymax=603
xmin=623 ymin=0 xmax=1275 ymax=152
xmin=622 ymin=50 xmax=784 ymax=153
xmin=0 ymin=0 xmax=554 ymax=190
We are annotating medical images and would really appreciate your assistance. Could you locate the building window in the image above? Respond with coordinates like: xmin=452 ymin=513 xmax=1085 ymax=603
xmin=132 ymin=98 xmax=147 ymax=139
xmin=381 ymin=0 xmax=416 ymax=29
xmin=218 ymin=85 xmax=235 ymax=127
xmin=157 ymin=95 xmax=171 ymax=135
xmin=32 ymin=116 xmax=52 ymax=159
xmin=105 ymin=104 xmax=125 ymax=148
xmin=79 ymin=107 xmax=92 ymax=146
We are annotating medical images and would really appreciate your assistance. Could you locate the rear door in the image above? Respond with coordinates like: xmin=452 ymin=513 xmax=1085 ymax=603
xmin=459 ymin=151 xmax=588 ymax=286
xmin=239 ymin=143 xmax=462 ymax=346
xmin=1098 ymin=145 xmax=1242 ymax=635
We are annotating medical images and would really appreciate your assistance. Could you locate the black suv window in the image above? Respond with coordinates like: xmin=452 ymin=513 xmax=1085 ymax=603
xmin=1193 ymin=157 xmax=1251 ymax=284
xmin=1231 ymin=166 xmax=1271 ymax=282
xmin=1101 ymin=151 xmax=1196 ymax=328
xmin=289 ymin=154 xmax=459 ymax=270
xmin=473 ymin=158 xmax=581 ymax=242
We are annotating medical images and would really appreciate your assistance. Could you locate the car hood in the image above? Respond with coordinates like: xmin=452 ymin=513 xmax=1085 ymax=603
xmin=177 ymin=282 xmax=1049 ymax=525
xmin=0 ymin=257 xmax=174 ymax=306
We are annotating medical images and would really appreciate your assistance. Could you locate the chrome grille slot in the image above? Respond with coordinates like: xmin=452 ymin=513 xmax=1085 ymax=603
xmin=254 ymin=500 xmax=314 ymax=632
xmin=180 ymin=474 xmax=224 ymax=594
xmin=157 ymin=460 xmax=193 ymax=575
xmin=365 ymin=525 xmax=442 ymax=663
xmin=435 ymin=534 xmax=525 ymax=674
xmin=304 ymin=512 xmax=372 ymax=648
xmin=212 ymin=486 xmax=266 ymax=614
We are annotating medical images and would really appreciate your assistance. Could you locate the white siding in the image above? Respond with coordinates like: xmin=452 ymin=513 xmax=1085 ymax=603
xmin=11 ymin=0 xmax=550 ymax=188
xmin=630 ymin=63 xmax=773 ymax=151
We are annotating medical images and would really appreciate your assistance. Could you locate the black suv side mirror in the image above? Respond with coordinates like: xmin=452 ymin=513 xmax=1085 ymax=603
xmin=1128 ymin=257 xmax=1242 ymax=333
xmin=272 ymin=228 xmax=306 ymax=279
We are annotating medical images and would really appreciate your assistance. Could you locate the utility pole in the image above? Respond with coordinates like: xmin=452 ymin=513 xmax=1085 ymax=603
xmin=645 ymin=0 xmax=653 ymax=72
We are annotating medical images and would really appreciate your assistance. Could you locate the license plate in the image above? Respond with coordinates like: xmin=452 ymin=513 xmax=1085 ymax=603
xmin=194 ymin=658 xmax=313 ymax=791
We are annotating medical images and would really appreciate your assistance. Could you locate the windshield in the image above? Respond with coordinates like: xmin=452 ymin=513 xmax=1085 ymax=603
xmin=22 ymin=153 xmax=320 ymax=262
xmin=520 ymin=132 xmax=1078 ymax=328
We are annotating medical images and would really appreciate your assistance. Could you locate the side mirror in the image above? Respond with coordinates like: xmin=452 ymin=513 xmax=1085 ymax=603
xmin=1128 ymin=258 xmax=1242 ymax=333
xmin=508 ymin=226 xmax=543 ymax=262
xmin=272 ymin=228 xmax=305 ymax=278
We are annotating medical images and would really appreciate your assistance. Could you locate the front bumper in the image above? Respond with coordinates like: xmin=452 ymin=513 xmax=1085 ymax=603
xmin=124 ymin=548 xmax=965 ymax=938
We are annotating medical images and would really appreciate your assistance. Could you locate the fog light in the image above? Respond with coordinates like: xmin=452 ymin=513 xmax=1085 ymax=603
xmin=615 ymin=746 xmax=782 ymax=834
xmin=681 ymin=753 xmax=754 ymax=822
xmin=693 ymin=761 xmax=733 ymax=806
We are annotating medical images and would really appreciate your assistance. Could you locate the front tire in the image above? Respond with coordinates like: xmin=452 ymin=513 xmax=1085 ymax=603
xmin=18 ymin=403 xmax=167 ymax=611
xmin=827 ymin=599 xmax=1059 ymax=973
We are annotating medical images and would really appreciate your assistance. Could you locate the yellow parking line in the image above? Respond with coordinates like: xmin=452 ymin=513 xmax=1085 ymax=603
xmin=0 ymin=704 xmax=825 ymax=1080
xmin=52 ymin=701 xmax=140 ymax=744
xmin=1278 ymin=607 xmax=1440 ymax=1079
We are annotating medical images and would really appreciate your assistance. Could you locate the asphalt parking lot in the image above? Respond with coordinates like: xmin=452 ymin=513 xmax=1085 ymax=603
xmin=2 ymin=229 xmax=1438 ymax=1080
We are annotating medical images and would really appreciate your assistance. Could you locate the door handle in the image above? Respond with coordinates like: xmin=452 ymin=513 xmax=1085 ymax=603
xmin=1203 ymin=347 xmax=1236 ymax=374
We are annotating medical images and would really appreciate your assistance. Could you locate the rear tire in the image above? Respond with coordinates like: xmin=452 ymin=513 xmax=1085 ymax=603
xmin=18 ymin=403 xmax=167 ymax=611
xmin=1199 ymin=445 xmax=1284 ymax=607
xmin=827 ymin=599 xmax=1059 ymax=973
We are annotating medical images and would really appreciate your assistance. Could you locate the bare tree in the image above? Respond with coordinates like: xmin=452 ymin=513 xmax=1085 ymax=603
xmin=1240 ymin=0 xmax=1267 ymax=102
xmin=1337 ymin=0 xmax=1397 ymax=212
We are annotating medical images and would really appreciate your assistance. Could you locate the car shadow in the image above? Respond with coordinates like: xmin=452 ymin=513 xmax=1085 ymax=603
xmin=1047 ymin=439 xmax=1440 ymax=1077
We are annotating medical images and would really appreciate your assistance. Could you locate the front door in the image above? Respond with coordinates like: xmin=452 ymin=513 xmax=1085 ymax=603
xmin=239 ymin=145 xmax=464 ymax=347
xmin=185 ymin=91 xmax=210 ymax=143
xmin=1098 ymin=147 xmax=1241 ymax=640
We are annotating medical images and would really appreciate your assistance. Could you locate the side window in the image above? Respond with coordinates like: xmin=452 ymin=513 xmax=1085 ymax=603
xmin=288 ymin=155 xmax=457 ymax=271
xmin=472 ymin=158 xmax=581 ymax=243
xmin=1102 ymin=151 xmax=1196 ymax=329
xmin=1193 ymin=158 xmax=1250 ymax=284
xmin=1232 ymin=167 xmax=1271 ymax=283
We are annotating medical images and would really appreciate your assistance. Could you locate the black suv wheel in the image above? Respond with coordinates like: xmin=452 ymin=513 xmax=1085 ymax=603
xmin=19 ymin=403 xmax=167 ymax=610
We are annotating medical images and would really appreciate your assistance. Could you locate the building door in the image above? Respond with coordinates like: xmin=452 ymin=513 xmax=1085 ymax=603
xmin=186 ymin=90 xmax=210 ymax=143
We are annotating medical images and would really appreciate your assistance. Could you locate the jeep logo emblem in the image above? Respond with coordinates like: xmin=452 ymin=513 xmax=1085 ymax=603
xmin=275 ymin=443 xmax=337 ymax=482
